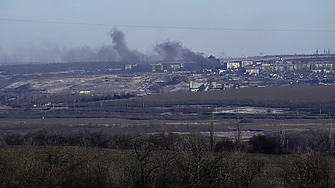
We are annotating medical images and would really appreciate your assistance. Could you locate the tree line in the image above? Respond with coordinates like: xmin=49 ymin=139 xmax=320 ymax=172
xmin=1 ymin=127 xmax=333 ymax=154
xmin=1 ymin=127 xmax=335 ymax=187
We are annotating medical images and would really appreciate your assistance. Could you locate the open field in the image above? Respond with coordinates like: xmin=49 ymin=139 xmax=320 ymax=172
xmin=0 ymin=85 xmax=334 ymax=136
xmin=0 ymin=118 xmax=330 ymax=140
xmin=135 ymin=85 xmax=335 ymax=104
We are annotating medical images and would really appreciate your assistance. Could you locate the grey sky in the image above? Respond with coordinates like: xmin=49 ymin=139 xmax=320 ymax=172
xmin=0 ymin=0 xmax=334 ymax=62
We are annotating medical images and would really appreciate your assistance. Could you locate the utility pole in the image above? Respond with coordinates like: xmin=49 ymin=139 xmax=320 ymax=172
xmin=209 ymin=113 xmax=216 ymax=151
xmin=278 ymin=123 xmax=285 ymax=152
xmin=328 ymin=113 xmax=333 ymax=155
xmin=236 ymin=115 xmax=242 ymax=151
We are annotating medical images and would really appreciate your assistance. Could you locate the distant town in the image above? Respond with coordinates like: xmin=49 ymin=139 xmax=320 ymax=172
xmin=1 ymin=53 xmax=333 ymax=98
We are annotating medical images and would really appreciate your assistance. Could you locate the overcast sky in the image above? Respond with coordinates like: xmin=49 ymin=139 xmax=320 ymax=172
xmin=0 ymin=0 xmax=334 ymax=62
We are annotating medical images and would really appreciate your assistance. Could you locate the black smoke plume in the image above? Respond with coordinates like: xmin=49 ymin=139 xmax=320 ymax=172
xmin=154 ymin=41 xmax=205 ymax=61
xmin=109 ymin=28 xmax=142 ymax=62
xmin=62 ymin=28 xmax=142 ymax=62
xmin=2 ymin=28 xmax=219 ymax=68
xmin=153 ymin=41 xmax=219 ymax=68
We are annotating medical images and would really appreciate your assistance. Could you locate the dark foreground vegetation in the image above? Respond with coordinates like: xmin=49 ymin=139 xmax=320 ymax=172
xmin=1 ymin=127 xmax=335 ymax=187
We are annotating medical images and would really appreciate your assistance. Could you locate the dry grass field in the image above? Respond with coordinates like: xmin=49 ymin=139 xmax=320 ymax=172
xmin=0 ymin=85 xmax=333 ymax=134
xmin=0 ymin=117 xmax=331 ymax=139
xmin=135 ymin=85 xmax=335 ymax=104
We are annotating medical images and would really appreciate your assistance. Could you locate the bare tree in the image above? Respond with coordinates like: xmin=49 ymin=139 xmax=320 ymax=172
xmin=281 ymin=153 xmax=335 ymax=187
xmin=235 ymin=116 xmax=243 ymax=151
xmin=236 ymin=159 xmax=265 ymax=188
xmin=123 ymin=136 xmax=160 ymax=188
xmin=209 ymin=113 xmax=217 ymax=151
xmin=328 ymin=113 xmax=333 ymax=155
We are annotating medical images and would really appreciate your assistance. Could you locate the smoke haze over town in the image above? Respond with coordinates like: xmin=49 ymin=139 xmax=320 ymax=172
xmin=1 ymin=1 xmax=334 ymax=63
xmin=0 ymin=28 xmax=212 ymax=63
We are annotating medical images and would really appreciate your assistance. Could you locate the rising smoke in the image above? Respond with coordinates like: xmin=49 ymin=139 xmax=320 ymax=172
xmin=109 ymin=28 xmax=142 ymax=62
xmin=152 ymin=40 xmax=218 ymax=68
xmin=2 ymin=28 xmax=217 ymax=67
xmin=154 ymin=40 xmax=206 ymax=61
xmin=61 ymin=28 xmax=142 ymax=62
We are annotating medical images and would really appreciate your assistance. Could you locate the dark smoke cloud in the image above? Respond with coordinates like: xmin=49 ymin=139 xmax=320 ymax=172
xmin=154 ymin=41 xmax=206 ymax=62
xmin=110 ymin=28 xmax=142 ymax=62
xmin=153 ymin=41 xmax=220 ymax=68
xmin=61 ymin=28 xmax=142 ymax=62
xmin=61 ymin=45 xmax=119 ymax=62
xmin=1 ymin=28 xmax=219 ymax=68
xmin=1 ymin=28 xmax=142 ymax=63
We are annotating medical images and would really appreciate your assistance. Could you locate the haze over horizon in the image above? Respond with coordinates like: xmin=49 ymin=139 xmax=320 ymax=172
xmin=0 ymin=0 xmax=334 ymax=63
